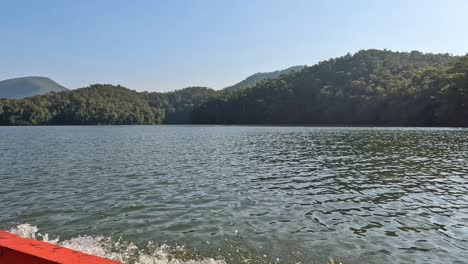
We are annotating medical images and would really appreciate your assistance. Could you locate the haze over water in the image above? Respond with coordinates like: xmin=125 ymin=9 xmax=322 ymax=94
xmin=0 ymin=126 xmax=467 ymax=263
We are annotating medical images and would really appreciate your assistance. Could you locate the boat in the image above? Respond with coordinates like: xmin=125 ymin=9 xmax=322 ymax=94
xmin=0 ymin=231 xmax=120 ymax=264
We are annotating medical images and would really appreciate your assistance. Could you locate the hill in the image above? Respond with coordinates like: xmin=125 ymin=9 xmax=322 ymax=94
xmin=0 ymin=84 xmax=221 ymax=125
xmin=223 ymin=66 xmax=306 ymax=91
xmin=193 ymin=49 xmax=466 ymax=126
xmin=0 ymin=76 xmax=68 ymax=99
xmin=1 ymin=49 xmax=467 ymax=126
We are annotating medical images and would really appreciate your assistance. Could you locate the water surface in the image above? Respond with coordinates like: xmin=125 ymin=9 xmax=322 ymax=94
xmin=0 ymin=126 xmax=467 ymax=263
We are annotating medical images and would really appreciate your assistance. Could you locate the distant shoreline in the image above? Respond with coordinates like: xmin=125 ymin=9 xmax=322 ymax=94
xmin=1 ymin=124 xmax=467 ymax=129
xmin=2 ymin=50 xmax=467 ymax=127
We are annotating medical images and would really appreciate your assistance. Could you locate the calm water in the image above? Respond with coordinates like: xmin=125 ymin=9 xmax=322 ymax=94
xmin=0 ymin=126 xmax=467 ymax=264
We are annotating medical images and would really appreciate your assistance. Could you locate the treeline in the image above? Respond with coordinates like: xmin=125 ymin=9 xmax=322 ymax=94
xmin=0 ymin=85 xmax=222 ymax=125
xmin=192 ymin=50 xmax=468 ymax=126
xmin=1 ymin=49 xmax=467 ymax=126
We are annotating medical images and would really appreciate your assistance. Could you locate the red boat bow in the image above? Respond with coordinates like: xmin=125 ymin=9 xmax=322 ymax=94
xmin=0 ymin=231 xmax=121 ymax=264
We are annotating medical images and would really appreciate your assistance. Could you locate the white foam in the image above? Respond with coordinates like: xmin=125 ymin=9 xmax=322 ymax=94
xmin=9 ymin=224 xmax=226 ymax=264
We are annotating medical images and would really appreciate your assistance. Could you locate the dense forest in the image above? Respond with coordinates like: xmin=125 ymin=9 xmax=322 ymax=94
xmin=1 ymin=49 xmax=467 ymax=126
xmin=193 ymin=50 xmax=467 ymax=126
xmin=0 ymin=85 xmax=223 ymax=125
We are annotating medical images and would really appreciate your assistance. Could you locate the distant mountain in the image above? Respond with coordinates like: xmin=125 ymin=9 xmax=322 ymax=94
xmin=0 ymin=76 xmax=68 ymax=99
xmin=224 ymin=66 xmax=306 ymax=91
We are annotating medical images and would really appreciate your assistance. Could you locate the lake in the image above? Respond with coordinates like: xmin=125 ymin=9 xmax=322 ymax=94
xmin=0 ymin=126 xmax=467 ymax=264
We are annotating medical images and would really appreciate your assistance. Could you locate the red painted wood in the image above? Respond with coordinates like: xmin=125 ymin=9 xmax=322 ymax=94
xmin=0 ymin=231 xmax=121 ymax=264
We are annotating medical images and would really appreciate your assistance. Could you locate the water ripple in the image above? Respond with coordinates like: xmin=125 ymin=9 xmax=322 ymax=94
xmin=0 ymin=126 xmax=467 ymax=264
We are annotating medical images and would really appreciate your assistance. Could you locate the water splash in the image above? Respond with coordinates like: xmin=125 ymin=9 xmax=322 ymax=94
xmin=9 ymin=224 xmax=226 ymax=264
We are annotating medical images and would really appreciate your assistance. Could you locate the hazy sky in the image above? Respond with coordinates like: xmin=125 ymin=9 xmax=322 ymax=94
xmin=1 ymin=0 xmax=467 ymax=91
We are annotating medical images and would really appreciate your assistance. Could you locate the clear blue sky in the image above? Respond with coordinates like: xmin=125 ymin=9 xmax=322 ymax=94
xmin=1 ymin=0 xmax=467 ymax=92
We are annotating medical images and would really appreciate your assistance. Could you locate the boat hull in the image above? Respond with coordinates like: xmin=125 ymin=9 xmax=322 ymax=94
xmin=0 ymin=231 xmax=120 ymax=264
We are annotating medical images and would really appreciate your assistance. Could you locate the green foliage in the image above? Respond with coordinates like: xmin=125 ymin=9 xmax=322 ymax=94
xmin=1 ymin=50 xmax=467 ymax=126
xmin=146 ymin=87 xmax=226 ymax=124
xmin=193 ymin=49 xmax=467 ymax=126
xmin=0 ymin=84 xmax=223 ymax=125
xmin=0 ymin=85 xmax=156 ymax=125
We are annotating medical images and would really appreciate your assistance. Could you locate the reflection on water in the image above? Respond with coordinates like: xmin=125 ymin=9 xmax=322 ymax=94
xmin=0 ymin=126 xmax=467 ymax=264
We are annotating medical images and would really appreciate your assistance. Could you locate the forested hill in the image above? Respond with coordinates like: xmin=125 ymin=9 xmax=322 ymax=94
xmin=0 ymin=85 xmax=222 ymax=125
xmin=193 ymin=50 xmax=467 ymax=126
xmin=224 ymin=66 xmax=306 ymax=91
xmin=1 ymin=49 xmax=467 ymax=126
xmin=0 ymin=76 xmax=68 ymax=99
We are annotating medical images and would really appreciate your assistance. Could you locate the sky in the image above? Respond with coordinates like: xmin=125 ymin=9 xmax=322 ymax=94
xmin=1 ymin=0 xmax=468 ymax=92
